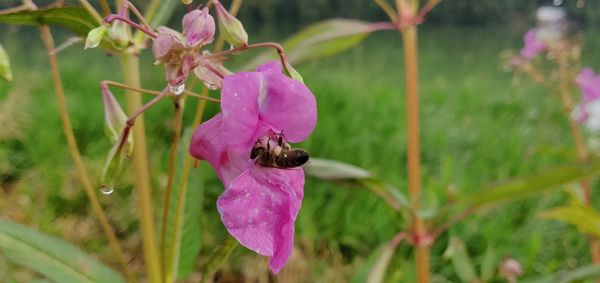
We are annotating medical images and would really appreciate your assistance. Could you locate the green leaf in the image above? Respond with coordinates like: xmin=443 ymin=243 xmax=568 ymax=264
xmin=305 ymin=157 xmax=372 ymax=180
xmin=480 ymin=245 xmax=496 ymax=281
xmin=443 ymin=237 xmax=479 ymax=283
xmin=0 ymin=7 xmax=98 ymax=37
xmin=539 ymin=195 xmax=600 ymax=238
xmin=163 ymin=128 xmax=204 ymax=280
xmin=522 ymin=264 xmax=600 ymax=283
xmin=350 ymin=237 xmax=401 ymax=283
xmin=243 ymin=19 xmax=387 ymax=69
xmin=0 ymin=220 xmax=125 ymax=283
xmin=305 ymin=158 xmax=408 ymax=211
xmin=440 ymin=160 xmax=600 ymax=220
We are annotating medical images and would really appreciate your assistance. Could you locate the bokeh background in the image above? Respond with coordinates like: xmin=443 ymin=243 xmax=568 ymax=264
xmin=3 ymin=0 xmax=600 ymax=282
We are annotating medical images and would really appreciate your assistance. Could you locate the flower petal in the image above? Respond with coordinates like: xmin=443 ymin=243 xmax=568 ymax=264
xmin=189 ymin=114 xmax=252 ymax=185
xmin=520 ymin=29 xmax=546 ymax=60
xmin=220 ymin=72 xmax=262 ymax=146
xmin=257 ymin=64 xmax=317 ymax=143
xmin=217 ymin=167 xmax=304 ymax=273
xmin=577 ymin=68 xmax=600 ymax=102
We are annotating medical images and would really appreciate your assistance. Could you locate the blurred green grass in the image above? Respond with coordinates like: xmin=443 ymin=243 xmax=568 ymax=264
xmin=2 ymin=25 xmax=600 ymax=281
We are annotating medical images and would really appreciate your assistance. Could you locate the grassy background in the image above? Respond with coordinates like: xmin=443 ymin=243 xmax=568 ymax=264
xmin=2 ymin=23 xmax=600 ymax=282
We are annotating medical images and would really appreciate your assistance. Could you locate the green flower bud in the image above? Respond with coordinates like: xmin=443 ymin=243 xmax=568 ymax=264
xmin=109 ymin=20 xmax=130 ymax=49
xmin=214 ymin=0 xmax=248 ymax=48
xmin=101 ymin=137 xmax=127 ymax=190
xmin=102 ymin=85 xmax=133 ymax=155
xmin=84 ymin=25 xmax=108 ymax=49
xmin=0 ymin=43 xmax=13 ymax=82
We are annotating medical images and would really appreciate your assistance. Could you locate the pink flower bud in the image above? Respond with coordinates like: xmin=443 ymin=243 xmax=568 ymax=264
xmin=102 ymin=86 xmax=127 ymax=143
xmin=499 ymin=258 xmax=523 ymax=283
xmin=101 ymin=85 xmax=133 ymax=154
xmin=214 ymin=0 xmax=248 ymax=48
xmin=182 ymin=8 xmax=215 ymax=47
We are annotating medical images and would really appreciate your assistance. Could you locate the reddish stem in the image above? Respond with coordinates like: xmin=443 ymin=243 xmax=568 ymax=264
xmin=104 ymin=14 xmax=157 ymax=39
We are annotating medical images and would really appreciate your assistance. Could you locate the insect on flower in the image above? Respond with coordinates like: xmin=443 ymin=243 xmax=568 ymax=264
xmin=250 ymin=132 xmax=310 ymax=169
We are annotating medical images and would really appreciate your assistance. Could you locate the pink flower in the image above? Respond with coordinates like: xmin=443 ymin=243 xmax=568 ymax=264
xmin=182 ymin=8 xmax=215 ymax=47
xmin=577 ymin=68 xmax=600 ymax=103
xmin=189 ymin=61 xmax=317 ymax=273
xmin=152 ymin=9 xmax=222 ymax=88
xmin=573 ymin=68 xmax=600 ymax=132
xmin=520 ymin=29 xmax=547 ymax=60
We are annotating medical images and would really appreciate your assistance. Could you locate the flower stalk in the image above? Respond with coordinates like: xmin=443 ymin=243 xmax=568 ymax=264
xmin=165 ymin=1 xmax=244 ymax=279
xmin=120 ymin=53 xmax=163 ymax=283
xmin=557 ymin=64 xmax=600 ymax=264
xmin=37 ymin=25 xmax=135 ymax=282
xmin=401 ymin=24 xmax=430 ymax=283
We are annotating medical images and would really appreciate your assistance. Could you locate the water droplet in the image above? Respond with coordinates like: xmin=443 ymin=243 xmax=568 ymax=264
xmin=100 ymin=186 xmax=114 ymax=195
xmin=233 ymin=93 xmax=238 ymax=97
xmin=168 ymin=83 xmax=185 ymax=95
xmin=203 ymin=81 xmax=218 ymax=90
xmin=553 ymin=0 xmax=563 ymax=6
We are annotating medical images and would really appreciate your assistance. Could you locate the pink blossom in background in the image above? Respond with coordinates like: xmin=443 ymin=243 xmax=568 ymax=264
xmin=520 ymin=29 xmax=547 ymax=60
xmin=190 ymin=61 xmax=317 ymax=273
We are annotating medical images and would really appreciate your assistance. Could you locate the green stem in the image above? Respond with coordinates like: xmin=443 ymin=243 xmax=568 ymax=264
xmin=37 ymin=25 xmax=136 ymax=282
xmin=120 ymin=54 xmax=162 ymax=283
xmin=161 ymin=96 xmax=186 ymax=282
xmin=401 ymin=23 xmax=430 ymax=283
xmin=202 ymin=236 xmax=239 ymax=282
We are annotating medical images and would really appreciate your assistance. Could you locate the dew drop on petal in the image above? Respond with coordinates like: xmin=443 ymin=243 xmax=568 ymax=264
xmin=168 ymin=83 xmax=186 ymax=95
xmin=203 ymin=81 xmax=218 ymax=90
xmin=100 ymin=186 xmax=114 ymax=195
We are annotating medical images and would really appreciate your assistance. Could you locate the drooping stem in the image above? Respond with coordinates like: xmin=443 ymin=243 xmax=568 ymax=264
xmin=401 ymin=23 xmax=430 ymax=283
xmin=211 ymin=42 xmax=289 ymax=69
xmin=120 ymin=54 xmax=163 ymax=283
xmin=37 ymin=25 xmax=136 ymax=282
xmin=104 ymin=14 xmax=158 ymax=39
xmin=558 ymin=63 xmax=600 ymax=264
xmin=126 ymin=1 xmax=153 ymax=31
xmin=101 ymin=80 xmax=220 ymax=103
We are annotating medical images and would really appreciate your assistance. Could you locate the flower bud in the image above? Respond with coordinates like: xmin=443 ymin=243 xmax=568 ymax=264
xmin=499 ymin=258 xmax=523 ymax=283
xmin=0 ymin=43 xmax=12 ymax=82
xmin=181 ymin=0 xmax=193 ymax=3
xmin=109 ymin=20 xmax=130 ymax=49
xmin=85 ymin=25 xmax=108 ymax=49
xmin=214 ymin=0 xmax=248 ymax=48
xmin=101 ymin=85 xmax=133 ymax=154
xmin=182 ymin=8 xmax=215 ymax=47
xmin=101 ymin=137 xmax=127 ymax=189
